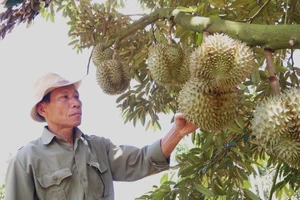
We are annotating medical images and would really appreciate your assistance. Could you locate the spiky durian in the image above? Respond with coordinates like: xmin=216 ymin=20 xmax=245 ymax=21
xmin=251 ymin=87 xmax=300 ymax=169
xmin=190 ymin=33 xmax=254 ymax=91
xmin=95 ymin=59 xmax=130 ymax=95
xmin=178 ymin=78 xmax=241 ymax=132
xmin=147 ymin=43 xmax=190 ymax=86
xmin=92 ymin=43 xmax=114 ymax=67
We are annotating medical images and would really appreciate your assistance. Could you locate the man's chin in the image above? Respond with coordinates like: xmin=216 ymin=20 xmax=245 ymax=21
xmin=70 ymin=118 xmax=82 ymax=127
xmin=74 ymin=120 xmax=82 ymax=127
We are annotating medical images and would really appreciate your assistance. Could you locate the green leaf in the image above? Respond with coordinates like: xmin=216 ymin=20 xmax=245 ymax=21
xmin=134 ymin=51 xmax=148 ymax=66
xmin=201 ymin=132 xmax=214 ymax=150
xmin=231 ymin=147 xmax=245 ymax=160
xmin=211 ymin=181 xmax=226 ymax=195
xmin=236 ymin=167 xmax=249 ymax=181
xmin=283 ymin=184 xmax=294 ymax=199
xmin=49 ymin=14 xmax=55 ymax=23
xmin=251 ymin=66 xmax=261 ymax=86
xmin=227 ymin=123 xmax=244 ymax=134
xmin=191 ymin=131 xmax=196 ymax=144
xmin=206 ymin=0 xmax=225 ymax=7
xmin=178 ymin=165 xmax=197 ymax=177
xmin=152 ymin=190 xmax=169 ymax=200
xmin=68 ymin=39 xmax=79 ymax=46
xmin=243 ymin=180 xmax=252 ymax=189
xmin=231 ymin=0 xmax=251 ymax=7
xmin=160 ymin=173 xmax=169 ymax=185
xmin=243 ymin=188 xmax=260 ymax=200
xmin=140 ymin=113 xmax=146 ymax=126
xmin=275 ymin=63 xmax=287 ymax=73
xmin=234 ymin=116 xmax=245 ymax=130
xmin=177 ymin=6 xmax=197 ymax=12
xmin=116 ymin=91 xmax=131 ymax=103
xmin=194 ymin=184 xmax=214 ymax=197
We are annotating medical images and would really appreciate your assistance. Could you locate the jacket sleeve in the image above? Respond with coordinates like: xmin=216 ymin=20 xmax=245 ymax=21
xmin=4 ymin=156 xmax=36 ymax=200
xmin=105 ymin=139 xmax=170 ymax=182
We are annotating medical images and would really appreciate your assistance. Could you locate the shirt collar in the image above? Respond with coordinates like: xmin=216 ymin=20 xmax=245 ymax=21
xmin=41 ymin=126 xmax=87 ymax=145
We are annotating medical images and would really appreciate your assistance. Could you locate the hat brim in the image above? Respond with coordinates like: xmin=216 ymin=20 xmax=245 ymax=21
xmin=30 ymin=80 xmax=82 ymax=122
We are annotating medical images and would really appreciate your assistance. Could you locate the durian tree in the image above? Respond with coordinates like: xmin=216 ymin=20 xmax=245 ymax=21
xmin=1 ymin=0 xmax=300 ymax=199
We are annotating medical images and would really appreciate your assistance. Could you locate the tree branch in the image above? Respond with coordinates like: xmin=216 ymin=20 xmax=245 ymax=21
xmin=2 ymin=7 xmax=300 ymax=51
xmin=118 ymin=8 xmax=175 ymax=40
xmin=106 ymin=8 xmax=174 ymax=48
xmin=171 ymin=9 xmax=300 ymax=50
xmin=102 ymin=8 xmax=300 ymax=51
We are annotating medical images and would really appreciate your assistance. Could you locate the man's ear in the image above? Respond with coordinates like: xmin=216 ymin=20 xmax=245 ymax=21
xmin=36 ymin=102 xmax=47 ymax=119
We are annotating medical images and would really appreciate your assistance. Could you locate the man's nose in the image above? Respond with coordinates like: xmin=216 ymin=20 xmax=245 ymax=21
xmin=71 ymin=97 xmax=81 ymax=107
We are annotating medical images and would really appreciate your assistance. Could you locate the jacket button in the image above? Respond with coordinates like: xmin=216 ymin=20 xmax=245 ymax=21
xmin=53 ymin=176 xmax=58 ymax=181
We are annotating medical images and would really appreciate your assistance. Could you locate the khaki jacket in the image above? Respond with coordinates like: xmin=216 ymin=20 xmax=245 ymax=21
xmin=4 ymin=127 xmax=169 ymax=200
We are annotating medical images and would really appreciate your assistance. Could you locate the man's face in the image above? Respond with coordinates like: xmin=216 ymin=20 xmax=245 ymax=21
xmin=41 ymin=85 xmax=82 ymax=128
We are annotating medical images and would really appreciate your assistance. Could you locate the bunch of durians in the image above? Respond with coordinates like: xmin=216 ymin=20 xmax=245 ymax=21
xmin=92 ymin=33 xmax=300 ymax=169
xmin=147 ymin=33 xmax=255 ymax=132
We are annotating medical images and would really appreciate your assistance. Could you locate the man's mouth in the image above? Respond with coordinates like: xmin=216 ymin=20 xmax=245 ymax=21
xmin=71 ymin=112 xmax=81 ymax=116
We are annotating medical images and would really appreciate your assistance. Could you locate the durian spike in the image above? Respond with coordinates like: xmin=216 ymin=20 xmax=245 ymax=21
xmin=264 ymin=48 xmax=281 ymax=95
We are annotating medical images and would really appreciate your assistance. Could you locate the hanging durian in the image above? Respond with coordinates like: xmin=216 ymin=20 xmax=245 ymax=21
xmin=95 ymin=59 xmax=130 ymax=95
xmin=147 ymin=43 xmax=190 ymax=86
xmin=92 ymin=43 xmax=114 ymax=67
xmin=178 ymin=78 xmax=242 ymax=132
xmin=251 ymin=87 xmax=300 ymax=169
xmin=189 ymin=33 xmax=254 ymax=91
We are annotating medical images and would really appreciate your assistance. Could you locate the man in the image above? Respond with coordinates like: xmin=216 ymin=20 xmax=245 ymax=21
xmin=4 ymin=73 xmax=198 ymax=200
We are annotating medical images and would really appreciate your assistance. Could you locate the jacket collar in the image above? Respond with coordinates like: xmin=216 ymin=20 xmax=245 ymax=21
xmin=41 ymin=126 xmax=88 ymax=145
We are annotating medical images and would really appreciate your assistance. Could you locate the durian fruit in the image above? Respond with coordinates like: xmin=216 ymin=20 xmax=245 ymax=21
xmin=178 ymin=78 xmax=242 ymax=132
xmin=147 ymin=43 xmax=190 ymax=86
xmin=189 ymin=33 xmax=254 ymax=91
xmin=95 ymin=59 xmax=130 ymax=95
xmin=92 ymin=43 xmax=114 ymax=67
xmin=251 ymin=87 xmax=300 ymax=169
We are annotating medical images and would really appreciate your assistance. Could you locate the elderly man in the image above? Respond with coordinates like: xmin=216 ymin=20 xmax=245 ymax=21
xmin=4 ymin=73 xmax=198 ymax=200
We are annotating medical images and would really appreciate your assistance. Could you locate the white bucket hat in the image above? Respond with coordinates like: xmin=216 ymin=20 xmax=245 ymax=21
xmin=30 ymin=73 xmax=82 ymax=122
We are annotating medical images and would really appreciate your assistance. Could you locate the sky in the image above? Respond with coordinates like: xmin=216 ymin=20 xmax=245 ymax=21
xmin=0 ymin=1 xmax=181 ymax=199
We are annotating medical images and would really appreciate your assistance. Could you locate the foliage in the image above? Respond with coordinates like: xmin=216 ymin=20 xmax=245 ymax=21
xmin=1 ymin=0 xmax=300 ymax=199
xmin=0 ymin=184 xmax=4 ymax=200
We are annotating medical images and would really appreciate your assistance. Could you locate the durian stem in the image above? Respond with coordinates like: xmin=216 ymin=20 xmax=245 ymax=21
xmin=268 ymin=161 xmax=282 ymax=200
xmin=113 ymin=41 xmax=120 ymax=60
xmin=202 ymin=31 xmax=210 ymax=43
xmin=167 ymin=22 xmax=175 ymax=44
xmin=265 ymin=49 xmax=281 ymax=95
xmin=86 ymin=48 xmax=93 ymax=75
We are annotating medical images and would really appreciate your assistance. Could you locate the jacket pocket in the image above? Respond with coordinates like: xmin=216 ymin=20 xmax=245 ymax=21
xmin=36 ymin=167 xmax=72 ymax=200
xmin=87 ymin=160 xmax=111 ymax=199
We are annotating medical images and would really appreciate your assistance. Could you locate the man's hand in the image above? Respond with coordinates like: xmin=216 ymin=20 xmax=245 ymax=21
xmin=160 ymin=113 xmax=198 ymax=158
xmin=174 ymin=113 xmax=198 ymax=138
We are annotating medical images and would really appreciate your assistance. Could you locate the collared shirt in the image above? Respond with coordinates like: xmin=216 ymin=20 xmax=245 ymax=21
xmin=4 ymin=127 xmax=169 ymax=200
